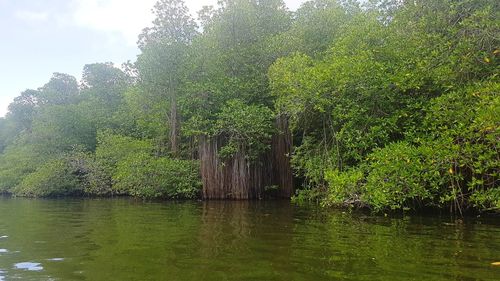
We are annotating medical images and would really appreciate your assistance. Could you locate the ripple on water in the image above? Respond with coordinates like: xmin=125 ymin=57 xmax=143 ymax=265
xmin=0 ymin=236 xmax=7 ymax=239
xmin=47 ymin=258 xmax=64 ymax=261
xmin=0 ymin=249 xmax=7 ymax=253
xmin=0 ymin=270 xmax=4 ymax=281
xmin=14 ymin=262 xmax=43 ymax=271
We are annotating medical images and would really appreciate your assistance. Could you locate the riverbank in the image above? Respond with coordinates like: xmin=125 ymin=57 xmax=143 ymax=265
xmin=1 ymin=0 xmax=498 ymax=217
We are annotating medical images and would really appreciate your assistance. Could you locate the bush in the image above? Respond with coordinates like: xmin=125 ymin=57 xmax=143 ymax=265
xmin=418 ymin=82 xmax=499 ymax=212
xmin=361 ymin=142 xmax=442 ymax=211
xmin=0 ymin=144 xmax=42 ymax=193
xmin=470 ymin=188 xmax=500 ymax=211
xmin=84 ymin=131 xmax=153 ymax=195
xmin=324 ymin=168 xmax=364 ymax=208
xmin=321 ymin=82 xmax=499 ymax=213
xmin=13 ymin=158 xmax=81 ymax=197
xmin=84 ymin=159 xmax=113 ymax=195
xmin=291 ymin=187 xmax=326 ymax=205
xmin=113 ymin=153 xmax=201 ymax=199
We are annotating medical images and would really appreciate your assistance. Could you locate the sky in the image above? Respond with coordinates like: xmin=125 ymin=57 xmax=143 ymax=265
xmin=0 ymin=0 xmax=305 ymax=117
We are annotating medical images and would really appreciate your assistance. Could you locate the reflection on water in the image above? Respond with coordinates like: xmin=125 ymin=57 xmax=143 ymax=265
xmin=14 ymin=262 xmax=43 ymax=271
xmin=47 ymin=258 xmax=64 ymax=261
xmin=0 ymin=197 xmax=499 ymax=281
xmin=197 ymin=201 xmax=297 ymax=280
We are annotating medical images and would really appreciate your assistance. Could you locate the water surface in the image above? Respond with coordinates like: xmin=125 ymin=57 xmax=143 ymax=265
xmin=0 ymin=198 xmax=498 ymax=280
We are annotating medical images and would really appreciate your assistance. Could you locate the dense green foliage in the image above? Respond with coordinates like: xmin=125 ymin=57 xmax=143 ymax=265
xmin=272 ymin=0 xmax=499 ymax=214
xmin=0 ymin=0 xmax=498 ymax=213
xmin=13 ymin=157 xmax=81 ymax=197
xmin=214 ymin=100 xmax=275 ymax=160
xmin=113 ymin=153 xmax=201 ymax=198
xmin=84 ymin=132 xmax=154 ymax=195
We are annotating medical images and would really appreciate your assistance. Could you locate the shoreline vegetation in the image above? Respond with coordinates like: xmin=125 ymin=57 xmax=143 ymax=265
xmin=0 ymin=0 xmax=498 ymax=215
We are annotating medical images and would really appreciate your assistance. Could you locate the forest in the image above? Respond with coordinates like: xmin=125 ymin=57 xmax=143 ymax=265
xmin=0 ymin=0 xmax=498 ymax=214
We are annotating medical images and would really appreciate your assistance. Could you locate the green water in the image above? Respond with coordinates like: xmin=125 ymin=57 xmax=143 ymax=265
xmin=0 ymin=198 xmax=498 ymax=281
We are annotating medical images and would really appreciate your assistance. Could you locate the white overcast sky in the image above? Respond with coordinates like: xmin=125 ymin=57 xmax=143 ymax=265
xmin=0 ymin=0 xmax=306 ymax=117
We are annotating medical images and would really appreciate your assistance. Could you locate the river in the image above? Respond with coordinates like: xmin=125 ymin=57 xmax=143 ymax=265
xmin=0 ymin=197 xmax=498 ymax=280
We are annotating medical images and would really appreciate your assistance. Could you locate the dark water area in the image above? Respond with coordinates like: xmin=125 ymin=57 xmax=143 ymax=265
xmin=0 ymin=197 xmax=498 ymax=280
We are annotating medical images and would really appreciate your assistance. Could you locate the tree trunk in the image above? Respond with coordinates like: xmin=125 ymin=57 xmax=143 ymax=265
xmin=200 ymin=115 xmax=293 ymax=200
xmin=169 ymin=96 xmax=178 ymax=155
xmin=271 ymin=115 xmax=293 ymax=198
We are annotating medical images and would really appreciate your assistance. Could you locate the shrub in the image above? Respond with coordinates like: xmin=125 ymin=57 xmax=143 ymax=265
xmin=0 ymin=144 xmax=43 ymax=193
xmin=361 ymin=142 xmax=442 ymax=211
xmin=13 ymin=158 xmax=81 ymax=197
xmin=321 ymin=82 xmax=499 ymax=213
xmin=84 ymin=131 xmax=153 ymax=195
xmin=113 ymin=153 xmax=201 ymax=199
xmin=324 ymin=168 xmax=364 ymax=208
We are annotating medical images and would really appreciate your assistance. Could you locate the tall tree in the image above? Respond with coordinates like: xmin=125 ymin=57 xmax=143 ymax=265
xmin=79 ymin=63 xmax=130 ymax=129
xmin=181 ymin=0 xmax=294 ymax=199
xmin=6 ymin=89 xmax=39 ymax=134
xmin=136 ymin=0 xmax=198 ymax=155
xmin=37 ymin=73 xmax=79 ymax=106
xmin=182 ymin=0 xmax=292 ymax=131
